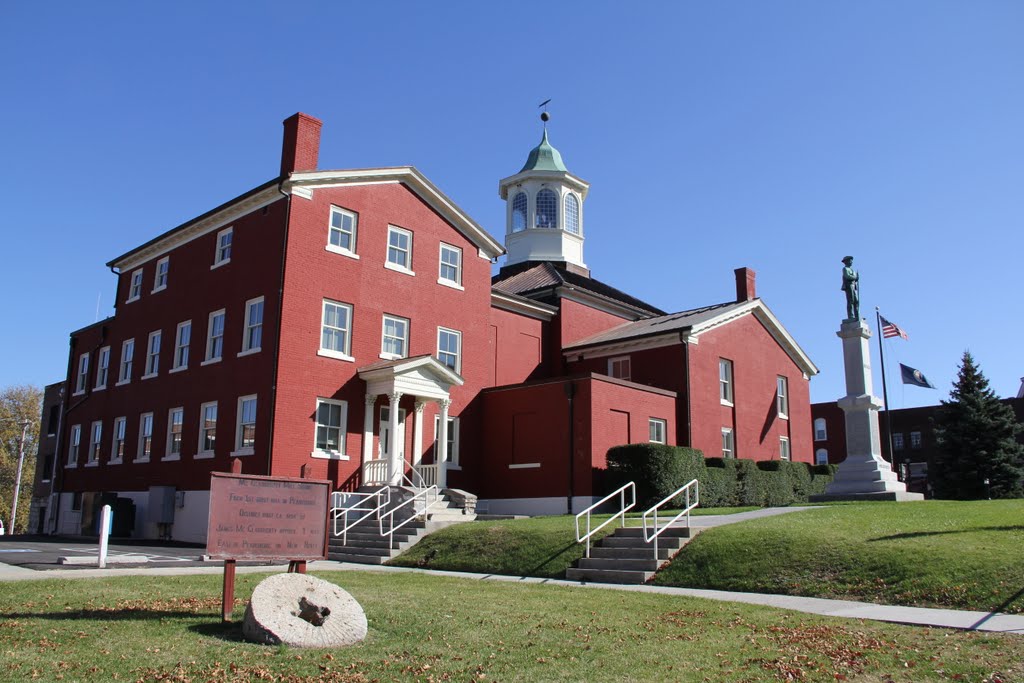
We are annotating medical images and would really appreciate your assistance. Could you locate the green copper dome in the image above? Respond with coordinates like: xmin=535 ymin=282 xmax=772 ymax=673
xmin=519 ymin=129 xmax=568 ymax=173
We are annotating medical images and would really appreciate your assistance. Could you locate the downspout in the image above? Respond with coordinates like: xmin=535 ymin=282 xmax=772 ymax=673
xmin=564 ymin=380 xmax=576 ymax=514
xmin=265 ymin=178 xmax=293 ymax=476
xmin=681 ymin=334 xmax=692 ymax=447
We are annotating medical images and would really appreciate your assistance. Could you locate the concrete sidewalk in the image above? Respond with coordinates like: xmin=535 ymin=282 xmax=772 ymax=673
xmin=2 ymin=558 xmax=1021 ymax=635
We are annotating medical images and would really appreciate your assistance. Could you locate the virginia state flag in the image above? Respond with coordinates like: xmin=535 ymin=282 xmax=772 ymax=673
xmin=900 ymin=363 xmax=936 ymax=389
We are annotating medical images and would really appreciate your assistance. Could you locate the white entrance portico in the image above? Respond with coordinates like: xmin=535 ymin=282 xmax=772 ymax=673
xmin=358 ymin=355 xmax=464 ymax=489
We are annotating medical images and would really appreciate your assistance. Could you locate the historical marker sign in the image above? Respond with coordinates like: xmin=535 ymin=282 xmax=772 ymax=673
xmin=206 ymin=472 xmax=330 ymax=561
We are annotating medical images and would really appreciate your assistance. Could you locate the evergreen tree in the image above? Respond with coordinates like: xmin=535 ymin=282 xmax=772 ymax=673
xmin=931 ymin=352 xmax=1024 ymax=499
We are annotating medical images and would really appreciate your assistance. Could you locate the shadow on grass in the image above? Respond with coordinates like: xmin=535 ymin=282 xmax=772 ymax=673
xmin=188 ymin=621 xmax=246 ymax=642
xmin=971 ymin=585 xmax=1024 ymax=629
xmin=868 ymin=525 xmax=1024 ymax=542
xmin=1 ymin=609 xmax=218 ymax=621
xmin=525 ymin=540 xmax=581 ymax=577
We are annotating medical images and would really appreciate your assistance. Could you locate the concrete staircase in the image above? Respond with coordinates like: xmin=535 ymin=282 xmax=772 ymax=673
xmin=566 ymin=525 xmax=700 ymax=584
xmin=327 ymin=488 xmax=475 ymax=565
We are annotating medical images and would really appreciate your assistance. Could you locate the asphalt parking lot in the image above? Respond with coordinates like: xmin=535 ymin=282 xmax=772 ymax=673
xmin=0 ymin=535 xmax=227 ymax=570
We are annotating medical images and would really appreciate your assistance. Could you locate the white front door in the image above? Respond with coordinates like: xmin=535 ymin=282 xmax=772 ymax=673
xmin=379 ymin=406 xmax=406 ymax=463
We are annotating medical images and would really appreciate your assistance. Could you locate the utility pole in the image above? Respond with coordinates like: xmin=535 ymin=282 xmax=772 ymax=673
xmin=5 ymin=420 xmax=31 ymax=534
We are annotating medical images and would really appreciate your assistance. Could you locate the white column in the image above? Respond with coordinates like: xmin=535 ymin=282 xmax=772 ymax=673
xmin=387 ymin=391 xmax=403 ymax=485
xmin=413 ymin=401 xmax=426 ymax=468
xmin=362 ymin=394 xmax=376 ymax=469
xmin=437 ymin=398 xmax=451 ymax=490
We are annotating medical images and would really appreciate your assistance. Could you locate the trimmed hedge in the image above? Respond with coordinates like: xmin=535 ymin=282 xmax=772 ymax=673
xmin=605 ymin=444 xmax=836 ymax=509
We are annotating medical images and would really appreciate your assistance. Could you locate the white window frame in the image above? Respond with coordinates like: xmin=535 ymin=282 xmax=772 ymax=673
xmin=67 ymin=424 xmax=81 ymax=468
xmin=239 ymin=296 xmax=264 ymax=356
xmin=95 ymin=346 xmax=110 ymax=390
xmin=127 ymin=268 xmax=143 ymax=303
xmin=87 ymin=420 xmax=102 ymax=466
xmin=197 ymin=401 xmax=218 ymax=459
xmin=813 ymin=417 xmax=827 ymax=441
xmin=143 ymin=330 xmax=161 ymax=379
xmin=649 ymin=418 xmax=667 ymax=444
xmin=117 ymin=338 xmax=134 ymax=385
xmin=312 ymin=398 xmax=348 ymax=460
xmin=203 ymin=309 xmax=225 ymax=365
xmin=74 ymin=353 xmax=89 ymax=395
xmin=779 ymin=436 xmax=791 ymax=461
xmin=437 ymin=327 xmax=462 ymax=374
xmin=910 ymin=431 xmax=922 ymax=449
xmin=380 ymin=314 xmax=409 ymax=360
xmin=136 ymin=413 xmax=153 ymax=463
xmin=437 ymin=242 xmax=463 ymax=289
xmin=719 ymin=358 xmax=734 ymax=405
xmin=165 ymin=407 xmax=184 ymax=461
xmin=815 ymin=448 xmax=829 ymax=465
xmin=893 ymin=433 xmax=905 ymax=451
xmin=326 ymin=205 xmax=359 ymax=259
xmin=433 ymin=415 xmax=460 ymax=467
xmin=171 ymin=320 xmax=191 ymax=372
xmin=233 ymin=395 xmax=257 ymax=456
xmin=212 ymin=227 xmax=232 ymax=268
xmin=608 ymin=356 xmax=631 ymax=381
xmin=777 ymin=376 xmax=789 ymax=419
xmin=384 ymin=225 xmax=414 ymax=275
xmin=319 ymin=299 xmax=354 ymax=361
xmin=110 ymin=416 xmax=126 ymax=464
xmin=152 ymin=256 xmax=169 ymax=292
xmin=722 ymin=427 xmax=735 ymax=458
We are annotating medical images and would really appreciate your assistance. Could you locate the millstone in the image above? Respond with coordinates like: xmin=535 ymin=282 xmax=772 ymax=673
xmin=241 ymin=573 xmax=367 ymax=648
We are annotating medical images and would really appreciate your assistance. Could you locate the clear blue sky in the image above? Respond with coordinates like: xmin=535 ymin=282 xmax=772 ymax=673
xmin=2 ymin=1 xmax=1022 ymax=408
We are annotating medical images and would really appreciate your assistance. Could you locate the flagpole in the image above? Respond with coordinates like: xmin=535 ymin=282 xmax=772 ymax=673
xmin=875 ymin=308 xmax=897 ymax=475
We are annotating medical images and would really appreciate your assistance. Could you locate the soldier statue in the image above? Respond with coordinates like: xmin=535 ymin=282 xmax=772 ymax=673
xmin=841 ymin=255 xmax=860 ymax=322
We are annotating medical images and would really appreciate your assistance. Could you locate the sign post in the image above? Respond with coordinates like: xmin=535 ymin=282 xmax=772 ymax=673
xmin=98 ymin=504 xmax=112 ymax=568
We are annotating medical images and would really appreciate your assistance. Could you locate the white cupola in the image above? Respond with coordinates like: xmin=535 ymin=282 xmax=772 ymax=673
xmin=499 ymin=121 xmax=590 ymax=274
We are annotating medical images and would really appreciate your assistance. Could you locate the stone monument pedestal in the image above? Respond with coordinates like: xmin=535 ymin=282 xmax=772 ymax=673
xmin=810 ymin=319 xmax=923 ymax=502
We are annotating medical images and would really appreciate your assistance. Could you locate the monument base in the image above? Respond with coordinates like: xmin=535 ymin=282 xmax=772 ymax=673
xmin=810 ymin=491 xmax=924 ymax=503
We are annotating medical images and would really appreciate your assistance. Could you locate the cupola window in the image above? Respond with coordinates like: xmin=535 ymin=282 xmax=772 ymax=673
xmin=564 ymin=193 xmax=580 ymax=235
xmin=512 ymin=192 xmax=527 ymax=232
xmin=535 ymin=189 xmax=558 ymax=228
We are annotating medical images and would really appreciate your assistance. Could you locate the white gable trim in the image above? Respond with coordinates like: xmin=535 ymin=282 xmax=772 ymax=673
xmin=359 ymin=356 xmax=464 ymax=401
xmin=490 ymin=291 xmax=557 ymax=321
xmin=564 ymin=333 xmax=681 ymax=361
xmin=556 ymin=286 xmax=652 ymax=321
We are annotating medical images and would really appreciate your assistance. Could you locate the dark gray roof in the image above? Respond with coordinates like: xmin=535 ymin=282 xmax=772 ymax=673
xmin=564 ymin=300 xmax=750 ymax=350
xmin=492 ymin=262 xmax=665 ymax=316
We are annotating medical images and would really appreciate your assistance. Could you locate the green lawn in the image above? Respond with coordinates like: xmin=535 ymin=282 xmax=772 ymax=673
xmin=1 ymin=570 xmax=1021 ymax=682
xmin=654 ymin=499 xmax=1024 ymax=614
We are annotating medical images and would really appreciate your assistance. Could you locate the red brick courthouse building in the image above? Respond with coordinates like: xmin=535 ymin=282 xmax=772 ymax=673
xmin=50 ymin=114 xmax=818 ymax=541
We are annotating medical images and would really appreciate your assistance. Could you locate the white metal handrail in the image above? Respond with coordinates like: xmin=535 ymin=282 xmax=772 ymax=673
xmin=642 ymin=479 xmax=699 ymax=560
xmin=379 ymin=485 xmax=441 ymax=540
xmin=330 ymin=487 xmax=390 ymax=545
xmin=575 ymin=482 xmax=636 ymax=558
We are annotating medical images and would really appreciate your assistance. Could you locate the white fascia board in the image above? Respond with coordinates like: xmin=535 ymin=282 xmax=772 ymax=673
xmin=288 ymin=168 xmax=505 ymax=259
xmin=358 ymin=355 xmax=465 ymax=388
xmin=563 ymin=332 xmax=681 ymax=361
xmin=557 ymin=286 xmax=651 ymax=321
xmin=490 ymin=291 xmax=557 ymax=321
xmin=498 ymin=170 xmax=590 ymax=200
xmin=110 ymin=187 xmax=284 ymax=272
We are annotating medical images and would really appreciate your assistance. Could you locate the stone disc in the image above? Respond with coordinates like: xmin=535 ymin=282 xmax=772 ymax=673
xmin=241 ymin=573 xmax=368 ymax=648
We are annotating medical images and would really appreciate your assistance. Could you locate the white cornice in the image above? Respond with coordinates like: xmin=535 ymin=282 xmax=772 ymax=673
xmin=557 ymin=286 xmax=651 ymax=321
xmin=490 ymin=291 xmax=557 ymax=321
xmin=499 ymin=170 xmax=590 ymax=199
xmin=563 ymin=332 xmax=681 ymax=361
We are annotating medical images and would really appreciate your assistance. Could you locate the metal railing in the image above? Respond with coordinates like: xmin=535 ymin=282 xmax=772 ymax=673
xmin=330 ymin=487 xmax=390 ymax=545
xmin=574 ymin=482 xmax=636 ymax=558
xmin=379 ymin=485 xmax=441 ymax=540
xmin=362 ymin=458 xmax=389 ymax=486
xmin=642 ymin=479 xmax=699 ymax=560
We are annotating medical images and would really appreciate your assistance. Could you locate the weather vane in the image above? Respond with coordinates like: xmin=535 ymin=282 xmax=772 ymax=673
xmin=538 ymin=99 xmax=552 ymax=126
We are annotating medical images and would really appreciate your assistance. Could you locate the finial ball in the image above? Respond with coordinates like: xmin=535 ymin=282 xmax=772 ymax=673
xmin=540 ymin=111 xmax=550 ymax=122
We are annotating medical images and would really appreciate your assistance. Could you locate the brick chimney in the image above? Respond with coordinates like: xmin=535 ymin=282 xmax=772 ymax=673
xmin=734 ymin=267 xmax=756 ymax=302
xmin=280 ymin=112 xmax=323 ymax=176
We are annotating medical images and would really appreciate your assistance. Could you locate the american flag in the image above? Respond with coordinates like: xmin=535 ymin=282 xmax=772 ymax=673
xmin=880 ymin=315 xmax=908 ymax=340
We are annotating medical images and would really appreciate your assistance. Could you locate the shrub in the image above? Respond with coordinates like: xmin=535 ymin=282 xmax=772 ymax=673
xmin=700 ymin=458 xmax=738 ymax=507
xmin=606 ymin=444 xmax=704 ymax=508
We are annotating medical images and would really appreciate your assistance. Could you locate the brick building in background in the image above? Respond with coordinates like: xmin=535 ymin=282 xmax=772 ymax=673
xmin=45 ymin=113 xmax=818 ymax=540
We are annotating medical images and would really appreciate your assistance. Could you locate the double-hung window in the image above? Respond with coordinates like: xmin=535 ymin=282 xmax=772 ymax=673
xmin=779 ymin=436 xmax=791 ymax=461
xmin=137 ymin=413 xmax=153 ymax=462
xmin=166 ymin=408 xmax=184 ymax=460
xmin=153 ymin=257 xmax=169 ymax=292
xmin=608 ymin=356 xmax=631 ymax=381
xmin=67 ymin=425 xmax=81 ymax=467
xmin=381 ymin=315 xmax=409 ymax=359
xmin=118 ymin=339 xmax=134 ymax=384
xmin=87 ymin=421 xmax=102 ymax=465
xmin=198 ymin=402 xmax=217 ymax=457
xmin=127 ymin=269 xmax=143 ymax=302
xmin=385 ymin=226 xmax=413 ymax=274
xmin=776 ymin=376 xmax=789 ymax=419
xmin=143 ymin=330 xmax=161 ymax=378
xmin=815 ymin=449 xmax=829 ymax=465
xmin=320 ymin=299 xmax=353 ymax=360
xmin=111 ymin=417 xmax=126 ymax=464
xmin=75 ymin=353 xmax=89 ymax=394
xmin=719 ymin=359 xmax=734 ymax=404
xmin=95 ymin=347 xmax=110 ymax=389
xmin=893 ymin=433 xmax=905 ymax=450
xmin=433 ymin=415 xmax=460 ymax=465
xmin=649 ymin=418 xmax=667 ymax=444
xmin=910 ymin=431 xmax=922 ymax=449
xmin=814 ymin=418 xmax=827 ymax=441
xmin=438 ymin=243 xmax=462 ymax=287
xmin=313 ymin=398 xmax=347 ymax=458
xmin=241 ymin=297 xmax=264 ymax=354
xmin=437 ymin=328 xmax=461 ymax=373
xmin=235 ymin=395 xmax=257 ymax=455
xmin=173 ymin=321 xmax=191 ymax=371
xmin=327 ymin=206 xmax=358 ymax=256
xmin=205 ymin=310 xmax=225 ymax=363
xmin=213 ymin=227 xmax=232 ymax=267
xmin=721 ymin=428 xmax=735 ymax=458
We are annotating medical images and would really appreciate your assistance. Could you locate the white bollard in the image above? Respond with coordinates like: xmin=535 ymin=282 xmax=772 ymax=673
xmin=98 ymin=504 xmax=112 ymax=568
